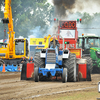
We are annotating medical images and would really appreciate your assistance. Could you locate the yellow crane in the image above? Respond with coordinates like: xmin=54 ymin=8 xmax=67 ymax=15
xmin=0 ymin=0 xmax=29 ymax=66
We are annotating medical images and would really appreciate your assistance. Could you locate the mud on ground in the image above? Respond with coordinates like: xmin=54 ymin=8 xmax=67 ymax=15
xmin=0 ymin=72 xmax=100 ymax=100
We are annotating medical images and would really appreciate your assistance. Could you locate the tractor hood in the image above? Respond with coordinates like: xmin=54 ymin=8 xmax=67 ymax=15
xmin=90 ymin=47 xmax=100 ymax=52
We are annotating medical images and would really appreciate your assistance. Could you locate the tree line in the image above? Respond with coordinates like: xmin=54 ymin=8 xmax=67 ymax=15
xmin=0 ymin=0 xmax=100 ymax=39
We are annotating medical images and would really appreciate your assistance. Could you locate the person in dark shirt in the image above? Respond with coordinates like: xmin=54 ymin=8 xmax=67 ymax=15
xmin=29 ymin=56 xmax=34 ymax=63
xmin=21 ymin=57 xmax=26 ymax=63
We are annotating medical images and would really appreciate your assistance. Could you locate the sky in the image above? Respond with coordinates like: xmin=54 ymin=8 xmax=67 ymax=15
xmin=47 ymin=0 xmax=100 ymax=37
xmin=47 ymin=0 xmax=53 ymax=5
xmin=47 ymin=0 xmax=100 ymax=15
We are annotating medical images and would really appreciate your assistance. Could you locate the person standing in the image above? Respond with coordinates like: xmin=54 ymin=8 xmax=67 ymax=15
xmin=21 ymin=57 xmax=26 ymax=63
xmin=29 ymin=56 xmax=34 ymax=63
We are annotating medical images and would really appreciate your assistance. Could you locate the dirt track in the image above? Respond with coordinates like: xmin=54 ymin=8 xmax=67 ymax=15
xmin=0 ymin=72 xmax=100 ymax=100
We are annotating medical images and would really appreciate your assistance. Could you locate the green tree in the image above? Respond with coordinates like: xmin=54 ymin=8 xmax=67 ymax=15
xmin=78 ymin=12 xmax=100 ymax=36
xmin=0 ymin=0 xmax=54 ymax=39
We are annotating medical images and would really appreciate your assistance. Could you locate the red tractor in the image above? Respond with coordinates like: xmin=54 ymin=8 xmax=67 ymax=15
xmin=56 ymin=20 xmax=93 ymax=81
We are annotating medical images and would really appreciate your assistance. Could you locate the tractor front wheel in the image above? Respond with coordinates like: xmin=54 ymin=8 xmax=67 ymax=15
xmin=62 ymin=68 xmax=68 ymax=83
xmin=34 ymin=67 xmax=39 ymax=82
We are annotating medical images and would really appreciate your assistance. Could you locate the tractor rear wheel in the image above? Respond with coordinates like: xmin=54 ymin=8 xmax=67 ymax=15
xmin=34 ymin=52 xmax=45 ymax=68
xmin=63 ymin=53 xmax=76 ymax=82
xmin=34 ymin=52 xmax=45 ymax=81
xmin=82 ymin=56 xmax=93 ymax=81
xmin=62 ymin=68 xmax=67 ymax=83
xmin=34 ymin=67 xmax=39 ymax=82
xmin=92 ymin=65 xmax=100 ymax=74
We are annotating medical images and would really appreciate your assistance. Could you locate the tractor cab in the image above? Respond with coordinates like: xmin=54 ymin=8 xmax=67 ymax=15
xmin=0 ymin=42 xmax=7 ymax=48
xmin=78 ymin=34 xmax=100 ymax=54
xmin=14 ymin=38 xmax=28 ymax=57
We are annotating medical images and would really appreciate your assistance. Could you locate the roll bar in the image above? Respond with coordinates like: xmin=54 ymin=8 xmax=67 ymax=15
xmin=49 ymin=34 xmax=64 ymax=50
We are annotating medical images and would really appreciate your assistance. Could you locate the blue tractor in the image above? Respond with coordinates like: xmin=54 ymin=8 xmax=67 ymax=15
xmin=34 ymin=34 xmax=77 ymax=83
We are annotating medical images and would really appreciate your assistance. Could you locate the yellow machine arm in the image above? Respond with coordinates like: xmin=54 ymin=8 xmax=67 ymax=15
xmin=44 ymin=34 xmax=51 ymax=48
xmin=2 ymin=0 xmax=15 ymax=55
xmin=0 ymin=0 xmax=29 ymax=64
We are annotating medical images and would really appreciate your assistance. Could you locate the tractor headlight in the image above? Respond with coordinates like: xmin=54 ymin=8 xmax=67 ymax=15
xmin=64 ymin=50 xmax=68 ymax=54
xmin=41 ymin=49 xmax=46 ymax=53
xmin=97 ymin=52 xmax=100 ymax=54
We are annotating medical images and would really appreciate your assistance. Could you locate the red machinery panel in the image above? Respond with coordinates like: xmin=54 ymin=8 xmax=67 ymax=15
xmin=26 ymin=63 xmax=34 ymax=78
xmin=58 ymin=39 xmax=77 ymax=49
xmin=78 ymin=64 xmax=87 ymax=79
xmin=59 ymin=21 xmax=76 ymax=30
xmin=58 ymin=21 xmax=78 ymax=49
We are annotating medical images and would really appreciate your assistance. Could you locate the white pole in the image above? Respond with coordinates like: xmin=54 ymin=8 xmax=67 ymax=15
xmin=98 ymin=81 xmax=100 ymax=93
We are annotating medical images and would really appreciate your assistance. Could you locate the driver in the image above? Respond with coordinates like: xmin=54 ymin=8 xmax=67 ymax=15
xmin=91 ymin=43 xmax=93 ymax=45
xmin=49 ymin=36 xmax=60 ymax=48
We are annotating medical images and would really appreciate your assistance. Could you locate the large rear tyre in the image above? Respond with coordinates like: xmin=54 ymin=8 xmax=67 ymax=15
xmin=34 ymin=52 xmax=45 ymax=68
xmin=34 ymin=67 xmax=39 ymax=82
xmin=63 ymin=53 xmax=76 ymax=82
xmin=62 ymin=68 xmax=67 ymax=83
xmin=21 ymin=63 xmax=27 ymax=80
xmin=82 ymin=56 xmax=93 ymax=73
xmin=82 ymin=56 xmax=93 ymax=81
xmin=34 ymin=52 xmax=45 ymax=81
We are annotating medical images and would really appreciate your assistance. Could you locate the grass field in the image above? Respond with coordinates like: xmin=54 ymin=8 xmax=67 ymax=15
xmin=55 ymin=90 xmax=100 ymax=100
xmin=34 ymin=88 xmax=100 ymax=100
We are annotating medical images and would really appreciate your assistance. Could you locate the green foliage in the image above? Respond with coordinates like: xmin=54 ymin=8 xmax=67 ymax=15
xmin=81 ymin=12 xmax=93 ymax=24
xmin=0 ymin=0 xmax=100 ymax=39
xmin=0 ymin=0 xmax=54 ymax=39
